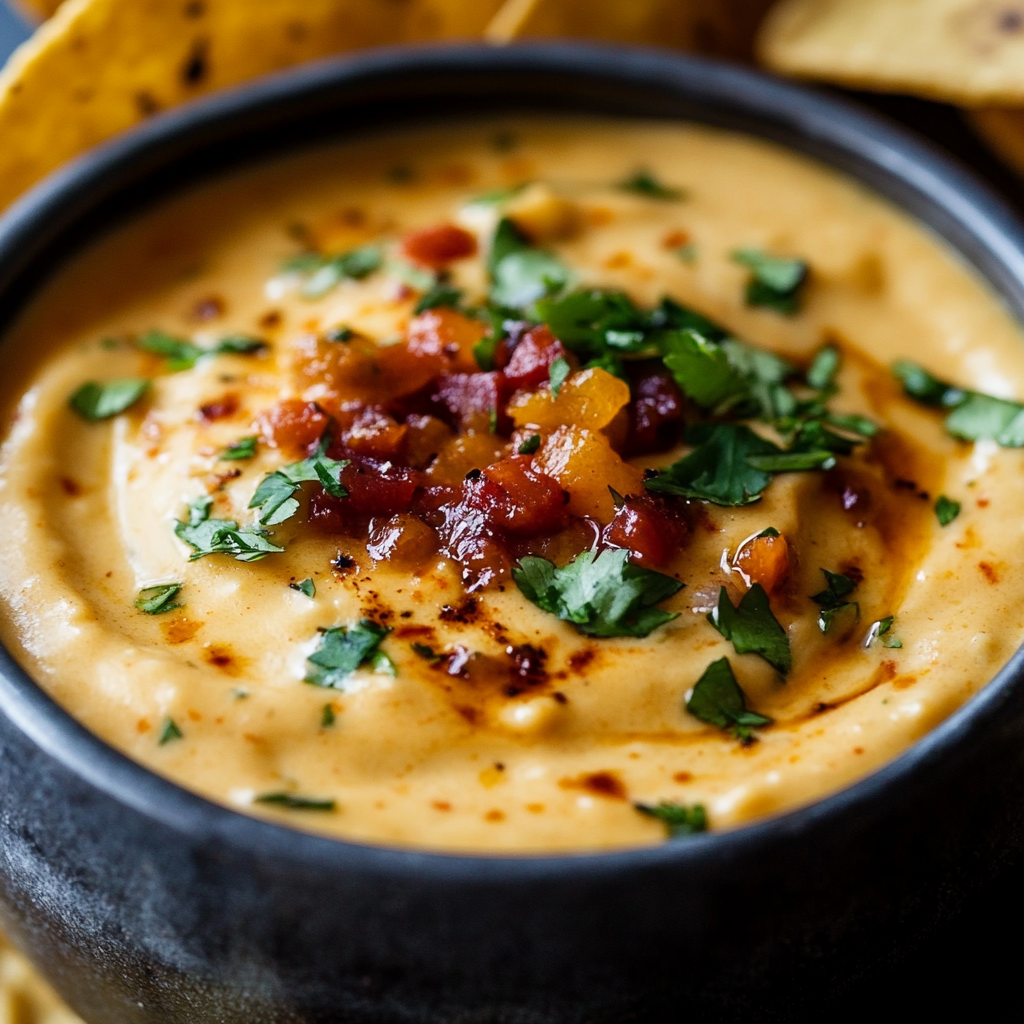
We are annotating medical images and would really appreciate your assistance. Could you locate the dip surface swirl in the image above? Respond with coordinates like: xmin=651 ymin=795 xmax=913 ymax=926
xmin=1 ymin=117 xmax=1023 ymax=853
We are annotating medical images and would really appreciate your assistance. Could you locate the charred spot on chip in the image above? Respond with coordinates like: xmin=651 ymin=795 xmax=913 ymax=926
xmin=183 ymin=1 xmax=206 ymax=18
xmin=181 ymin=38 xmax=209 ymax=87
xmin=196 ymin=394 xmax=239 ymax=422
xmin=135 ymin=91 xmax=161 ymax=117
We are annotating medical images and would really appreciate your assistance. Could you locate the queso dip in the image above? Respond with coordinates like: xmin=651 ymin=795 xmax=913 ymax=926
xmin=1 ymin=117 xmax=1023 ymax=853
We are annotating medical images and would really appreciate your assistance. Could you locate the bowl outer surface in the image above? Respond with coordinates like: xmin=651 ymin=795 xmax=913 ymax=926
xmin=2 ymin=42 xmax=1024 ymax=1024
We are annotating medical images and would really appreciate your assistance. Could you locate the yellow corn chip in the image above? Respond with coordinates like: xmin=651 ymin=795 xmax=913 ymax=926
xmin=0 ymin=0 xmax=506 ymax=213
xmin=759 ymin=0 xmax=1024 ymax=106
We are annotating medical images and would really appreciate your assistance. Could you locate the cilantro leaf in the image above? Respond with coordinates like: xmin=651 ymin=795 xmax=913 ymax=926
xmin=414 ymin=285 xmax=464 ymax=314
xmin=935 ymin=494 xmax=961 ymax=526
xmin=661 ymin=328 xmax=749 ymax=411
xmin=290 ymin=578 xmax=316 ymax=598
xmin=254 ymin=792 xmax=336 ymax=812
xmin=549 ymin=357 xmax=570 ymax=397
xmin=513 ymin=549 xmax=682 ymax=638
xmin=518 ymin=433 xmax=541 ymax=455
xmin=135 ymin=583 xmax=183 ymax=615
xmin=708 ymin=584 xmax=791 ymax=674
xmin=325 ymin=325 xmax=354 ymax=343
xmin=249 ymin=443 xmax=349 ymax=526
xmin=174 ymin=495 xmax=283 ymax=562
xmin=866 ymin=615 xmax=902 ymax=649
xmin=296 ymin=244 xmax=383 ymax=298
xmin=488 ymin=217 xmax=570 ymax=308
xmin=618 ymin=169 xmax=684 ymax=200
xmin=138 ymin=330 xmax=266 ymax=372
xmin=892 ymin=361 xmax=966 ymax=407
xmin=411 ymin=642 xmax=444 ymax=663
xmin=321 ymin=703 xmax=336 ymax=727
xmin=305 ymin=619 xmax=393 ymax=689
xmin=806 ymin=344 xmax=840 ymax=389
xmin=811 ymin=569 xmax=860 ymax=635
xmin=69 ymin=378 xmax=150 ymax=420
xmin=158 ymin=718 xmax=183 ymax=745
xmin=686 ymin=657 xmax=772 ymax=743
xmin=635 ymin=801 xmax=707 ymax=837
xmin=220 ymin=436 xmax=257 ymax=461
xmin=645 ymin=424 xmax=777 ymax=506
xmin=731 ymin=248 xmax=808 ymax=315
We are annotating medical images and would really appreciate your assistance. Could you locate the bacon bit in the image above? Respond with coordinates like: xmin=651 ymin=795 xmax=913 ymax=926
xmin=979 ymin=561 xmax=1000 ymax=583
xmin=503 ymin=325 xmax=568 ymax=392
xmin=601 ymin=494 xmax=686 ymax=568
xmin=197 ymin=394 xmax=239 ymax=422
xmin=192 ymin=295 xmax=224 ymax=321
xmin=625 ymin=366 xmax=684 ymax=456
xmin=400 ymin=223 xmax=477 ymax=269
xmin=560 ymin=771 xmax=627 ymax=800
xmin=59 ymin=477 xmax=82 ymax=497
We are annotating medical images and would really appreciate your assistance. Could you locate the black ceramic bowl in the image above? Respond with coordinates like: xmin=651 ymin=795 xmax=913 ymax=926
xmin=2 ymin=42 xmax=1024 ymax=1024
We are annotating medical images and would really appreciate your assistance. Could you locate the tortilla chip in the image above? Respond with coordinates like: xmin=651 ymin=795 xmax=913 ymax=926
xmin=0 ymin=932 xmax=83 ymax=1023
xmin=0 ymin=0 xmax=507 ymax=213
xmin=759 ymin=0 xmax=1024 ymax=106
xmin=502 ymin=0 xmax=775 ymax=59
xmin=970 ymin=105 xmax=1024 ymax=176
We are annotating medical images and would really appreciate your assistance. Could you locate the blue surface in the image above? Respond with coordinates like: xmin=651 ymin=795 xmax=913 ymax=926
xmin=0 ymin=0 xmax=29 ymax=64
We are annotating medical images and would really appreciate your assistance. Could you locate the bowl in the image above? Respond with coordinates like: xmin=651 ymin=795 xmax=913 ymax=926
xmin=2 ymin=42 xmax=1024 ymax=1024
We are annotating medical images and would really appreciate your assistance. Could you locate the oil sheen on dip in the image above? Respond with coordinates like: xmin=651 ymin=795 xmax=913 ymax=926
xmin=1 ymin=117 xmax=1022 ymax=854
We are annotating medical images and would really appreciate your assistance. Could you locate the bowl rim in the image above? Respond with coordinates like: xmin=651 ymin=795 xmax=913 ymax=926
xmin=2 ymin=39 xmax=1024 ymax=878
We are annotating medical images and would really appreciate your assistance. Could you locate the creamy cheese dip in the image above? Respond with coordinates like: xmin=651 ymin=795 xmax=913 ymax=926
xmin=1 ymin=117 xmax=1023 ymax=854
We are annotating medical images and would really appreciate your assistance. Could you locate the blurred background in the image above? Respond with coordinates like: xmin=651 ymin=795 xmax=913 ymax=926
xmin=1 ymin=0 xmax=1024 ymax=1019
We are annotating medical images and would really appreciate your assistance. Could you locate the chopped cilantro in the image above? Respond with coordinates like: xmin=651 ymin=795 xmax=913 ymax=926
xmin=758 ymin=527 xmax=780 ymax=538
xmin=411 ymin=642 xmax=444 ymax=663
xmin=69 ymin=378 xmax=150 ymax=420
xmin=893 ymin=361 xmax=1024 ymax=447
xmin=708 ymin=584 xmax=791 ymax=675
xmin=325 ymin=325 xmax=354 ymax=343
xmin=635 ymin=801 xmax=707 ymax=837
xmin=220 ymin=436 xmax=257 ymax=461
xmin=866 ymin=615 xmax=902 ymax=649
xmin=158 ymin=718 xmax=183 ymax=745
xmin=488 ymin=217 xmax=570 ymax=308
xmin=811 ymin=569 xmax=860 ymax=635
xmin=686 ymin=657 xmax=772 ymax=744
xmin=549 ymin=356 xmax=570 ymax=398
xmin=518 ymin=433 xmax=541 ymax=455
xmin=513 ymin=549 xmax=682 ymax=639
xmin=935 ymin=494 xmax=961 ymax=526
xmin=249 ymin=440 xmax=348 ymax=525
xmin=290 ymin=578 xmax=316 ymax=598
xmin=463 ymin=183 xmax=528 ymax=209
xmin=174 ymin=495 xmax=283 ymax=562
xmin=676 ymin=244 xmax=698 ymax=263
xmin=254 ymin=792 xmax=336 ymax=812
xmin=138 ymin=329 xmax=266 ymax=372
xmin=135 ymin=583 xmax=183 ymax=615
xmin=321 ymin=703 xmax=336 ymax=727
xmin=290 ymin=244 xmax=383 ymax=299
xmin=661 ymin=329 xmax=749 ymax=411
xmin=617 ymin=169 xmax=684 ymax=200
xmin=306 ymin=620 xmax=394 ymax=689
xmin=731 ymin=248 xmax=808 ymax=315
xmin=414 ymin=285 xmax=464 ymax=314
xmin=806 ymin=344 xmax=840 ymax=389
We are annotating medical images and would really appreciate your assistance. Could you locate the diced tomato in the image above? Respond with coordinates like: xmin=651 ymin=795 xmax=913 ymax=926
xmin=502 ymin=325 xmax=569 ymax=392
xmin=480 ymin=455 xmax=568 ymax=535
xmin=407 ymin=307 xmax=486 ymax=373
xmin=625 ymin=365 xmax=684 ymax=456
xmin=601 ymin=495 xmax=686 ymax=568
xmin=433 ymin=371 xmax=514 ymax=433
xmin=399 ymin=224 xmax=478 ymax=269
xmin=257 ymin=399 xmax=331 ymax=451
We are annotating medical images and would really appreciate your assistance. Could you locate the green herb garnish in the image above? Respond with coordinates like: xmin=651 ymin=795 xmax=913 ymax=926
xmin=220 ymin=436 xmax=257 ymax=461
xmin=618 ymin=169 xmax=684 ymax=201
xmin=325 ymin=325 xmax=354 ymax=343
xmin=69 ymin=378 xmax=150 ymax=420
xmin=488 ymin=217 xmax=570 ymax=308
xmin=811 ymin=569 xmax=860 ymax=635
xmin=686 ymin=657 xmax=772 ymax=744
xmin=414 ymin=285 xmax=464 ymax=314
xmin=411 ymin=642 xmax=444 ymax=663
xmin=290 ymin=578 xmax=316 ymax=598
xmin=935 ymin=494 xmax=961 ymax=526
xmin=708 ymin=584 xmax=791 ymax=675
xmin=513 ymin=549 xmax=682 ymax=639
xmin=321 ymin=703 xmax=336 ymax=728
xmin=254 ymin=792 xmax=336 ymax=812
xmin=893 ymin=360 xmax=1024 ymax=447
xmin=158 ymin=718 xmax=183 ymax=745
xmin=635 ymin=801 xmax=707 ymax=838
xmin=518 ymin=433 xmax=541 ymax=455
xmin=249 ymin=440 xmax=348 ymax=526
xmin=138 ymin=329 xmax=266 ymax=372
xmin=549 ymin=356 xmax=570 ymax=398
xmin=306 ymin=619 xmax=394 ymax=689
xmin=287 ymin=244 xmax=383 ymax=299
xmin=806 ymin=344 xmax=840 ymax=389
xmin=731 ymin=248 xmax=808 ymax=315
xmin=866 ymin=615 xmax=902 ymax=649
xmin=135 ymin=583 xmax=183 ymax=615
xmin=174 ymin=494 xmax=283 ymax=562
